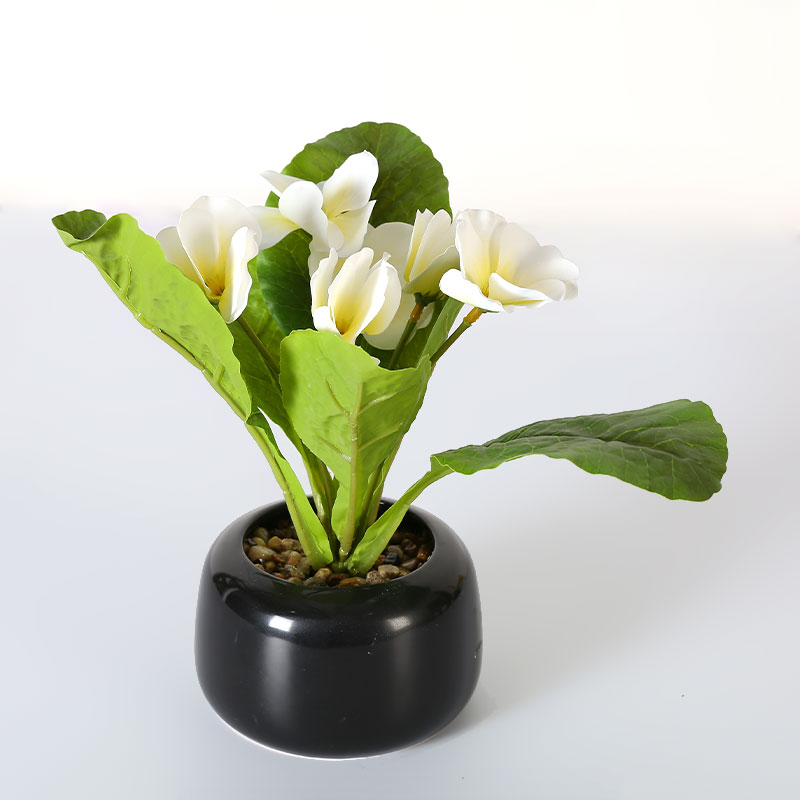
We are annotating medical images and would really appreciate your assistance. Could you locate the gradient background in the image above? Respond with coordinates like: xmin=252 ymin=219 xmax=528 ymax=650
xmin=2 ymin=1 xmax=799 ymax=797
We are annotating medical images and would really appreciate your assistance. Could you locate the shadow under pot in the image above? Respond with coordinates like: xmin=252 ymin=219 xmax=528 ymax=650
xmin=194 ymin=499 xmax=482 ymax=758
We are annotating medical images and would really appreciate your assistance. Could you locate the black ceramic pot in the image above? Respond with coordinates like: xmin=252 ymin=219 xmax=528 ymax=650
xmin=195 ymin=499 xmax=482 ymax=758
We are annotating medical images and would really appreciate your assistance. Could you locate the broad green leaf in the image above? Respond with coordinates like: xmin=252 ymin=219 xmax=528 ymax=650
xmin=229 ymin=259 xmax=292 ymax=432
xmin=270 ymin=121 xmax=451 ymax=225
xmin=280 ymin=330 xmax=431 ymax=555
xmin=434 ymin=400 xmax=728 ymax=501
xmin=348 ymin=399 xmax=727 ymax=573
xmin=396 ymin=297 xmax=463 ymax=368
xmin=53 ymin=211 xmax=253 ymax=419
xmin=255 ymin=230 xmax=314 ymax=335
xmin=248 ymin=422 xmax=333 ymax=569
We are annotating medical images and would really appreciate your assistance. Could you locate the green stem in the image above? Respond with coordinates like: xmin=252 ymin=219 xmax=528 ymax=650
xmin=337 ymin=383 xmax=364 ymax=561
xmin=429 ymin=307 xmax=484 ymax=367
xmin=388 ymin=303 xmax=424 ymax=369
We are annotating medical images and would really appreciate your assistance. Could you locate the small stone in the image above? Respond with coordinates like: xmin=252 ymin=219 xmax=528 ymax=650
xmin=383 ymin=551 xmax=400 ymax=565
xmin=252 ymin=526 xmax=270 ymax=540
xmin=286 ymin=552 xmax=302 ymax=566
xmin=387 ymin=545 xmax=404 ymax=558
xmin=313 ymin=567 xmax=332 ymax=581
xmin=366 ymin=570 xmax=385 ymax=584
xmin=400 ymin=558 xmax=417 ymax=571
xmin=378 ymin=564 xmax=401 ymax=579
xmin=268 ymin=536 xmax=284 ymax=550
xmin=264 ymin=560 xmax=276 ymax=572
xmin=338 ymin=577 xmax=367 ymax=587
xmin=250 ymin=535 xmax=268 ymax=548
xmin=281 ymin=538 xmax=301 ymax=552
xmin=303 ymin=577 xmax=327 ymax=586
xmin=390 ymin=530 xmax=404 ymax=543
xmin=296 ymin=557 xmax=312 ymax=576
xmin=375 ymin=554 xmax=386 ymax=566
xmin=283 ymin=565 xmax=307 ymax=580
xmin=397 ymin=568 xmax=409 ymax=577
xmin=286 ymin=577 xmax=303 ymax=585
xmin=248 ymin=545 xmax=275 ymax=562
xmin=400 ymin=538 xmax=418 ymax=556
xmin=328 ymin=573 xmax=350 ymax=585
xmin=417 ymin=545 xmax=431 ymax=562
xmin=254 ymin=563 xmax=266 ymax=571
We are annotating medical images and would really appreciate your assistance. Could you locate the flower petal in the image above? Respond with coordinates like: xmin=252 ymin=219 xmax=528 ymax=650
xmin=219 ymin=226 xmax=257 ymax=322
xmin=329 ymin=200 xmax=374 ymax=257
xmin=193 ymin=196 xmax=261 ymax=245
xmin=320 ymin=151 xmax=379 ymax=218
xmin=454 ymin=209 xmax=504 ymax=292
xmin=310 ymin=249 xmax=339 ymax=311
xmin=405 ymin=243 xmax=460 ymax=296
xmin=249 ymin=206 xmax=299 ymax=249
xmin=156 ymin=225 xmax=209 ymax=293
xmin=363 ymin=261 xmax=402 ymax=336
xmin=327 ymin=248 xmax=376 ymax=338
xmin=261 ymin=170 xmax=302 ymax=195
xmin=312 ymin=305 xmax=339 ymax=336
xmin=176 ymin=204 xmax=223 ymax=291
xmin=488 ymin=272 xmax=554 ymax=307
xmin=363 ymin=221 xmax=413 ymax=275
xmin=439 ymin=268 xmax=503 ymax=312
xmin=363 ymin=289 xmax=430 ymax=350
xmin=278 ymin=180 xmax=330 ymax=243
xmin=409 ymin=209 xmax=454 ymax=282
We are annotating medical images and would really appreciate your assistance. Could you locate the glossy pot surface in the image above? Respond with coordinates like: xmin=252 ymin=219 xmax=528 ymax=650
xmin=195 ymin=500 xmax=482 ymax=758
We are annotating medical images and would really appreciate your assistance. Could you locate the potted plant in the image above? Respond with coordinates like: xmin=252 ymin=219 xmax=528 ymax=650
xmin=53 ymin=121 xmax=727 ymax=758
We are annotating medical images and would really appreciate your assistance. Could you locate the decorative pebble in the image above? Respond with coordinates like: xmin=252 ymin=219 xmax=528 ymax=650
xmin=387 ymin=545 xmax=404 ymax=558
xmin=286 ymin=552 xmax=302 ymax=566
xmin=267 ymin=536 xmax=284 ymax=550
xmin=313 ymin=567 xmax=333 ymax=581
xmin=248 ymin=545 xmax=275 ymax=562
xmin=366 ymin=570 xmax=385 ymax=584
xmin=384 ymin=551 xmax=400 ymax=565
xmin=338 ymin=577 xmax=368 ymax=587
xmin=400 ymin=538 xmax=418 ymax=556
xmin=378 ymin=564 xmax=401 ymax=579
xmin=250 ymin=536 xmax=268 ymax=548
xmin=400 ymin=558 xmax=417 ymax=571
xmin=286 ymin=577 xmax=303 ymax=585
xmin=281 ymin=538 xmax=301 ymax=551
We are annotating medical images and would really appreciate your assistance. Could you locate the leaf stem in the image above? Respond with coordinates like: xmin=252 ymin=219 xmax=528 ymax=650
xmin=430 ymin=307 xmax=484 ymax=367
xmin=236 ymin=317 xmax=280 ymax=377
xmin=388 ymin=303 xmax=425 ymax=369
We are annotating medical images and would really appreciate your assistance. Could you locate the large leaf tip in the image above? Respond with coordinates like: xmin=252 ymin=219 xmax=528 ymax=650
xmin=52 ymin=209 xmax=108 ymax=243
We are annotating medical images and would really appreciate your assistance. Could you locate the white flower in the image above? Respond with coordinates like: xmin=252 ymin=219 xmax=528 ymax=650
xmin=251 ymin=151 xmax=378 ymax=262
xmin=156 ymin=196 xmax=260 ymax=323
xmin=311 ymin=248 xmax=402 ymax=345
xmin=439 ymin=209 xmax=578 ymax=313
xmin=358 ymin=209 xmax=458 ymax=349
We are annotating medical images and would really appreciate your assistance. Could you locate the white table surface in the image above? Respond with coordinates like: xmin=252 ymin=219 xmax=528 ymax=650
xmin=1 ymin=207 xmax=798 ymax=798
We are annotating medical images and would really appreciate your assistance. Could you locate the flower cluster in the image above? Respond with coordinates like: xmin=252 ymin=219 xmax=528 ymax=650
xmin=157 ymin=151 xmax=579 ymax=347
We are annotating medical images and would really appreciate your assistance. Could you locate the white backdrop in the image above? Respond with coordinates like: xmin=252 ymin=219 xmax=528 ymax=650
xmin=2 ymin=2 xmax=799 ymax=798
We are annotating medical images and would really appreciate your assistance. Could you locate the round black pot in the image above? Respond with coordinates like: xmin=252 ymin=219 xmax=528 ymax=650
xmin=194 ymin=500 xmax=482 ymax=758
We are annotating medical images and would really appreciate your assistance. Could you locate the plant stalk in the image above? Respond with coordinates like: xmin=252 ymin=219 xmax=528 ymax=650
xmin=388 ymin=303 xmax=425 ymax=369
xmin=429 ymin=307 xmax=483 ymax=367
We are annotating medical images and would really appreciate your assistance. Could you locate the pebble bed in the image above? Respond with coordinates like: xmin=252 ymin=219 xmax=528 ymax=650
xmin=243 ymin=520 xmax=433 ymax=586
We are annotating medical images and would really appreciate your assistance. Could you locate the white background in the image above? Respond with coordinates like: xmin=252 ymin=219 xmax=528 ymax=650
xmin=2 ymin=1 xmax=799 ymax=798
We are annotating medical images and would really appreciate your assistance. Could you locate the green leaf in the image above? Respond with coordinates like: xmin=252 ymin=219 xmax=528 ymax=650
xmin=255 ymin=229 xmax=314 ymax=335
xmin=248 ymin=422 xmax=333 ymax=569
xmin=396 ymin=297 xmax=463 ymax=368
xmin=348 ymin=399 xmax=728 ymax=573
xmin=280 ymin=330 xmax=431 ymax=556
xmin=434 ymin=400 xmax=728 ymax=501
xmin=229 ymin=259 xmax=291 ymax=433
xmin=271 ymin=121 xmax=451 ymax=225
xmin=53 ymin=211 xmax=253 ymax=419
